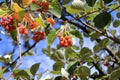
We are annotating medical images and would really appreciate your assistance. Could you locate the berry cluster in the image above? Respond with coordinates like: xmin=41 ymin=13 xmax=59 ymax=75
xmin=57 ymin=34 xmax=73 ymax=47
xmin=18 ymin=23 xmax=28 ymax=35
xmin=32 ymin=0 xmax=50 ymax=13
xmin=32 ymin=31 xmax=46 ymax=42
xmin=0 ymin=15 xmax=16 ymax=32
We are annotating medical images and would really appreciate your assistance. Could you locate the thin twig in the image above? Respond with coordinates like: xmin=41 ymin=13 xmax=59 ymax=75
xmin=6 ymin=24 xmax=22 ymax=80
xmin=4 ymin=43 xmax=36 ymax=72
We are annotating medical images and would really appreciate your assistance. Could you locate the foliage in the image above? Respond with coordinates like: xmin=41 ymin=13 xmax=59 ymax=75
xmin=0 ymin=0 xmax=120 ymax=80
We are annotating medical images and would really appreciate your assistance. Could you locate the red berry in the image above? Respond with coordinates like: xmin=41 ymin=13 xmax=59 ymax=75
xmin=24 ymin=30 xmax=28 ymax=35
xmin=68 ymin=42 xmax=72 ymax=46
xmin=103 ymin=62 xmax=109 ymax=66
xmin=2 ymin=16 xmax=7 ymax=21
xmin=4 ymin=21 xmax=9 ymax=25
xmin=60 ymin=37 xmax=65 ymax=41
xmin=5 ymin=25 xmax=9 ymax=30
xmin=18 ymin=23 xmax=22 ymax=27
xmin=7 ymin=15 xmax=13 ymax=20
xmin=19 ymin=27 xmax=25 ymax=33
xmin=32 ymin=0 xmax=37 ymax=3
xmin=64 ymin=43 xmax=68 ymax=47
xmin=65 ymin=36 xmax=70 ymax=40
xmin=60 ymin=40 xmax=64 ymax=46
xmin=29 ymin=21 xmax=34 ymax=26
xmin=67 ymin=38 xmax=72 ymax=43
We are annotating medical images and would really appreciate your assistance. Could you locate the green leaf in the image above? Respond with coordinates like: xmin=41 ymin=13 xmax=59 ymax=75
xmin=30 ymin=63 xmax=40 ymax=76
xmin=94 ymin=0 xmax=103 ymax=9
xmin=47 ymin=29 xmax=57 ymax=45
xmin=25 ymin=69 xmax=32 ymax=76
xmin=63 ymin=0 xmax=70 ymax=4
xmin=49 ymin=2 xmax=62 ymax=18
xmin=23 ymin=51 xmax=33 ymax=56
xmin=86 ymin=0 xmax=97 ymax=7
xmin=87 ymin=11 xmax=99 ymax=21
xmin=51 ymin=52 xmax=62 ymax=61
xmin=70 ymin=30 xmax=83 ymax=40
xmin=117 ymin=12 xmax=120 ymax=18
xmin=109 ymin=68 xmax=120 ymax=80
xmin=0 ymin=9 xmax=9 ymax=17
xmin=103 ymin=0 xmax=113 ymax=4
xmin=65 ymin=47 xmax=78 ymax=60
xmin=35 ymin=18 xmax=46 ymax=27
xmin=53 ymin=61 xmax=64 ymax=71
xmin=64 ymin=5 xmax=83 ymax=14
xmin=113 ymin=20 xmax=120 ymax=28
xmin=74 ymin=66 xmax=90 ymax=80
xmin=30 ymin=3 xmax=39 ymax=10
xmin=111 ymin=30 xmax=116 ymax=36
xmin=93 ymin=12 xmax=111 ymax=29
xmin=0 ymin=56 xmax=7 ymax=63
xmin=67 ymin=61 xmax=78 ymax=75
xmin=51 ymin=71 xmax=61 ymax=74
xmin=93 ymin=38 xmax=110 ymax=52
xmin=13 ymin=70 xmax=30 ymax=80
xmin=91 ymin=32 xmax=101 ymax=41
xmin=93 ymin=44 xmax=101 ymax=52
xmin=10 ymin=30 xmax=17 ymax=41
xmin=108 ymin=3 xmax=118 ymax=10
xmin=56 ymin=50 xmax=64 ymax=59
xmin=80 ymin=47 xmax=92 ymax=54
xmin=99 ymin=38 xmax=110 ymax=48
xmin=79 ymin=47 xmax=92 ymax=62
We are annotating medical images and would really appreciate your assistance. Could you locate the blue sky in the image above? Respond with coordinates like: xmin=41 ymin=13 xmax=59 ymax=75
xmin=0 ymin=0 xmax=120 ymax=80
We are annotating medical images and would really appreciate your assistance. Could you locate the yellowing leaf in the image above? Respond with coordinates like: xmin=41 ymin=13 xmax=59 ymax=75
xmin=22 ymin=0 xmax=32 ymax=7
xmin=13 ymin=3 xmax=23 ymax=12
xmin=13 ymin=3 xmax=24 ymax=21
xmin=24 ymin=13 xmax=33 ymax=22
xmin=46 ymin=17 xmax=55 ymax=25
xmin=0 ymin=9 xmax=9 ymax=17
xmin=13 ymin=12 xmax=23 ymax=21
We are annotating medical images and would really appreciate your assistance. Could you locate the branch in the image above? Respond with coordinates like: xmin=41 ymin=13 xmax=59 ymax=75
xmin=61 ymin=13 xmax=120 ymax=78
xmin=92 ymin=62 xmax=105 ymax=75
xmin=4 ymin=43 xmax=37 ymax=72
xmin=62 ymin=3 xmax=120 ymax=44
xmin=81 ymin=20 xmax=120 ymax=44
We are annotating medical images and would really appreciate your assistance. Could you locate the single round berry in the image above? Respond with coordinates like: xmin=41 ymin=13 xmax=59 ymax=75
xmin=64 ymin=43 xmax=68 ymax=47
xmin=60 ymin=40 xmax=64 ymax=46
xmin=103 ymin=62 xmax=109 ymax=66
xmin=19 ymin=27 xmax=25 ymax=33
xmin=24 ymin=30 xmax=28 ymax=35
xmin=2 ymin=16 xmax=7 ymax=21
xmin=18 ymin=23 xmax=22 ymax=27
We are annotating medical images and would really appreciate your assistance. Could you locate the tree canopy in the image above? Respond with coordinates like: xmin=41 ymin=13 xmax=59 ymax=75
xmin=0 ymin=0 xmax=120 ymax=80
